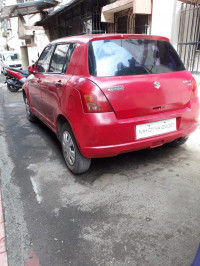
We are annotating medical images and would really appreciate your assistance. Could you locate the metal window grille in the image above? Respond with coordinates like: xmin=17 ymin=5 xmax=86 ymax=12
xmin=113 ymin=9 xmax=149 ymax=34
xmin=48 ymin=3 xmax=105 ymax=39
xmin=178 ymin=0 xmax=200 ymax=73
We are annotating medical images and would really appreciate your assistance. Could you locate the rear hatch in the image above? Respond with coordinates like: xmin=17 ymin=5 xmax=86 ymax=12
xmin=88 ymin=38 xmax=192 ymax=119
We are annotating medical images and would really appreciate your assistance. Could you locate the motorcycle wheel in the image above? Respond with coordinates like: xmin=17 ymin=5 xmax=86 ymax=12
xmin=7 ymin=83 xmax=20 ymax=92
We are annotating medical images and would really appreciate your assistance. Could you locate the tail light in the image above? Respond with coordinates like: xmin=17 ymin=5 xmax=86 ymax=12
xmin=191 ymin=76 xmax=198 ymax=99
xmin=78 ymin=80 xmax=113 ymax=113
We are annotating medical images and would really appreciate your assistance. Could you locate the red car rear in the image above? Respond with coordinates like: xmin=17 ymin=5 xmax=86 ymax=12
xmin=23 ymin=34 xmax=199 ymax=174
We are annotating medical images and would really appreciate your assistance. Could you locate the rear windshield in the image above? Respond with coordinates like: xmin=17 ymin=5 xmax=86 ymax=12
xmin=89 ymin=39 xmax=185 ymax=77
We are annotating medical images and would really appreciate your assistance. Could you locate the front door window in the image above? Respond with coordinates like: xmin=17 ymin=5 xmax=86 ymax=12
xmin=36 ymin=46 xmax=54 ymax=73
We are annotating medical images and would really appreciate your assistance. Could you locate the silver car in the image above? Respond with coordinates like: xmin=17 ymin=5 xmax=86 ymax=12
xmin=0 ymin=51 xmax=22 ymax=74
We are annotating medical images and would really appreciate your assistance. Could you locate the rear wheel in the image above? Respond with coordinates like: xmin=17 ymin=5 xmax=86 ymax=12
xmin=166 ymin=137 xmax=188 ymax=147
xmin=61 ymin=123 xmax=91 ymax=174
xmin=24 ymin=96 xmax=36 ymax=122
xmin=7 ymin=83 xmax=19 ymax=92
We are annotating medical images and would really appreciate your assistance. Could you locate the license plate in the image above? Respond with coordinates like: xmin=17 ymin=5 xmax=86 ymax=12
xmin=136 ymin=118 xmax=176 ymax=140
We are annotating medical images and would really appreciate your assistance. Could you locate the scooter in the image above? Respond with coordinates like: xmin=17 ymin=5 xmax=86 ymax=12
xmin=5 ymin=67 xmax=29 ymax=92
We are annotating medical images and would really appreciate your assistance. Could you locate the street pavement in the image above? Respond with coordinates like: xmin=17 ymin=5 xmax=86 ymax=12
xmin=0 ymin=73 xmax=200 ymax=266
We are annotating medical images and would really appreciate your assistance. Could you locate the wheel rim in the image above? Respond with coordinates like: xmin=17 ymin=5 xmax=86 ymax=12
xmin=62 ymin=131 xmax=75 ymax=166
xmin=25 ymin=98 xmax=31 ymax=116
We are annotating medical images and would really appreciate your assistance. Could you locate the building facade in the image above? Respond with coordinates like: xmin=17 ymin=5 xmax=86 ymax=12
xmin=177 ymin=0 xmax=200 ymax=73
xmin=37 ymin=0 xmax=108 ymax=40
xmin=0 ymin=0 xmax=57 ymax=68
xmin=0 ymin=0 xmax=199 ymax=72
xmin=101 ymin=0 xmax=151 ymax=34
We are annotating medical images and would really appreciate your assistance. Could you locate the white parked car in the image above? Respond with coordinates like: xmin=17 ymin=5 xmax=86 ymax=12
xmin=0 ymin=51 xmax=22 ymax=74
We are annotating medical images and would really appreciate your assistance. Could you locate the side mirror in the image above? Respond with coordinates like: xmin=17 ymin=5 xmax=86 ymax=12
xmin=28 ymin=64 xmax=36 ymax=74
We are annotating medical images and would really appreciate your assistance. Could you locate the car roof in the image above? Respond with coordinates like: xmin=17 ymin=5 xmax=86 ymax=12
xmin=51 ymin=34 xmax=169 ymax=45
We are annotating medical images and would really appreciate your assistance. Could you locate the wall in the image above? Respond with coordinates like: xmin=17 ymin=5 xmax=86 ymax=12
xmin=6 ymin=17 xmax=23 ymax=52
xmin=151 ymin=0 xmax=179 ymax=46
xmin=1 ymin=0 xmax=23 ymax=53
xmin=151 ymin=0 xmax=200 ymax=73
xmin=30 ymin=29 xmax=50 ymax=64
xmin=16 ymin=13 xmax=50 ymax=67
xmin=27 ymin=14 xmax=50 ymax=62
xmin=0 ymin=22 xmax=6 ymax=51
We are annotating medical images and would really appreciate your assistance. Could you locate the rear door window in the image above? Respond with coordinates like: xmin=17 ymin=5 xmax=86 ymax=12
xmin=89 ymin=39 xmax=185 ymax=77
xmin=49 ymin=43 xmax=76 ymax=74
xmin=62 ymin=43 xmax=76 ymax=73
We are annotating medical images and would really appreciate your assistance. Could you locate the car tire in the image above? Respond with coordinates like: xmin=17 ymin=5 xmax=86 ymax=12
xmin=24 ymin=96 xmax=36 ymax=122
xmin=61 ymin=123 xmax=91 ymax=174
xmin=166 ymin=137 xmax=188 ymax=147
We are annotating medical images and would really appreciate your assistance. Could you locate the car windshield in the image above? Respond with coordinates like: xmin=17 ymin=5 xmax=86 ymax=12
xmin=3 ymin=53 xmax=20 ymax=61
xmin=89 ymin=39 xmax=185 ymax=77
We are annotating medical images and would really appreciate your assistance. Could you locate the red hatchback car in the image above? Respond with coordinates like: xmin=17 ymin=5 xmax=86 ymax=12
xmin=23 ymin=34 xmax=199 ymax=174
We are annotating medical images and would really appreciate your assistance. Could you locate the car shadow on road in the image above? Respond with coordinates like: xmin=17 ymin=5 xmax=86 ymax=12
xmin=31 ymin=118 xmax=188 ymax=185
xmin=81 ymin=145 xmax=187 ymax=183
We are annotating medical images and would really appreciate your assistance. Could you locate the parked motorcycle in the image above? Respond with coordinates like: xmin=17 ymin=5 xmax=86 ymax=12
xmin=5 ymin=67 xmax=29 ymax=92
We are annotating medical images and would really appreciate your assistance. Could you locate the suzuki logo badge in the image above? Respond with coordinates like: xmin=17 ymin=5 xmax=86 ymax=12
xmin=154 ymin=81 xmax=160 ymax=89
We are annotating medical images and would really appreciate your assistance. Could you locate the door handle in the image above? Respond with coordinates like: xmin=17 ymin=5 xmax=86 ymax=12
xmin=55 ymin=81 xmax=63 ymax=88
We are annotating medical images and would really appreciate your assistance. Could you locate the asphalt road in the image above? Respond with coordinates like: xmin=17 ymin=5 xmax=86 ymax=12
xmin=0 ymin=74 xmax=200 ymax=266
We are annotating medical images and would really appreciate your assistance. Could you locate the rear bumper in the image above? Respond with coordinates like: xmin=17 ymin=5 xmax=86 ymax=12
xmin=73 ymin=98 xmax=199 ymax=158
xmin=82 ymin=124 xmax=197 ymax=157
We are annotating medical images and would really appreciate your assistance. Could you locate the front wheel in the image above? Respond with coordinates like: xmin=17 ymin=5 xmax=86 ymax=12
xmin=61 ymin=123 xmax=91 ymax=174
xmin=7 ymin=83 xmax=20 ymax=92
xmin=166 ymin=137 xmax=188 ymax=147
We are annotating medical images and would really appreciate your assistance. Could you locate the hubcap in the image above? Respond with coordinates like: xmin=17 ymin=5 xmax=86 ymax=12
xmin=62 ymin=131 xmax=75 ymax=166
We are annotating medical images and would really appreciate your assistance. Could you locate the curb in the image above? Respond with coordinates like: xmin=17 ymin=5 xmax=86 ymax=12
xmin=0 ymin=184 xmax=8 ymax=266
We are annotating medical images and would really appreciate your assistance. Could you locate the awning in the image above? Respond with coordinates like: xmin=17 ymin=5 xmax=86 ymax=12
xmin=101 ymin=0 xmax=133 ymax=23
xmin=47 ymin=0 xmax=79 ymax=18
xmin=102 ymin=0 xmax=133 ymax=15
xmin=101 ymin=0 xmax=151 ymax=23
xmin=0 ymin=0 xmax=58 ymax=20
xmin=36 ymin=0 xmax=80 ymax=25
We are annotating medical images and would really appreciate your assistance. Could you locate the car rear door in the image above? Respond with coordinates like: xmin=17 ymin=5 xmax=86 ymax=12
xmin=39 ymin=43 xmax=76 ymax=130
